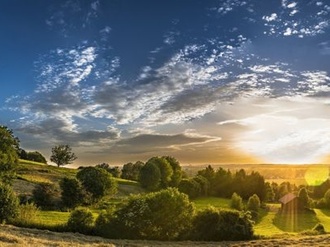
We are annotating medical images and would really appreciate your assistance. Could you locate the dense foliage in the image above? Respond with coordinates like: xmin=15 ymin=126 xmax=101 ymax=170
xmin=0 ymin=182 xmax=19 ymax=223
xmin=67 ymin=208 xmax=94 ymax=234
xmin=121 ymin=161 xmax=144 ymax=181
xmin=189 ymin=207 xmax=254 ymax=241
xmin=32 ymin=183 xmax=60 ymax=210
xmin=96 ymin=188 xmax=194 ymax=240
xmin=59 ymin=177 xmax=86 ymax=209
xmin=139 ymin=156 xmax=183 ymax=191
xmin=77 ymin=167 xmax=117 ymax=202
xmin=0 ymin=126 xmax=20 ymax=183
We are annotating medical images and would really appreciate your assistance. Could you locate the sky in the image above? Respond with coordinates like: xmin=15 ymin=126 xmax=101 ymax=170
xmin=1 ymin=0 xmax=330 ymax=166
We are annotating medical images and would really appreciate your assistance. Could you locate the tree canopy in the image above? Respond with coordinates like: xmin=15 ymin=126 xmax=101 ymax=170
xmin=0 ymin=126 xmax=20 ymax=183
xmin=50 ymin=144 xmax=77 ymax=167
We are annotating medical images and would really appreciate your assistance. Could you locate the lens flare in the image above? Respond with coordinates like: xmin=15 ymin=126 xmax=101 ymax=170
xmin=304 ymin=166 xmax=329 ymax=186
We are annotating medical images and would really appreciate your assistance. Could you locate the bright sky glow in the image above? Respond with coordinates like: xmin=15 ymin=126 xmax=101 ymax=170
xmin=1 ymin=0 xmax=330 ymax=166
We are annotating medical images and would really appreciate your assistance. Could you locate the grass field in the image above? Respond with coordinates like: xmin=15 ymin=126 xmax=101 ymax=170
xmin=192 ymin=197 xmax=231 ymax=210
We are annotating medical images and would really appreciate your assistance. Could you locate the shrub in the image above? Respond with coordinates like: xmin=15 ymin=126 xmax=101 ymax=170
xmin=99 ymin=188 xmax=194 ymax=240
xmin=0 ymin=183 xmax=19 ymax=223
xmin=247 ymin=194 xmax=261 ymax=212
xmin=178 ymin=179 xmax=201 ymax=199
xmin=13 ymin=202 xmax=39 ymax=225
xmin=230 ymin=192 xmax=244 ymax=211
xmin=59 ymin=177 xmax=85 ymax=209
xmin=67 ymin=208 xmax=94 ymax=234
xmin=190 ymin=207 xmax=254 ymax=241
xmin=32 ymin=183 xmax=60 ymax=210
xmin=77 ymin=167 xmax=117 ymax=202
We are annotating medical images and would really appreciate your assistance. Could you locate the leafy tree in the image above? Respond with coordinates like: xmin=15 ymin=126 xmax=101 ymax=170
xmin=32 ymin=183 xmax=60 ymax=210
xmin=230 ymin=192 xmax=244 ymax=211
xmin=0 ymin=182 xmax=19 ymax=223
xmin=26 ymin=151 xmax=47 ymax=164
xmin=139 ymin=162 xmax=161 ymax=191
xmin=178 ymin=179 xmax=201 ymax=199
xmin=104 ymin=188 xmax=194 ymax=240
xmin=193 ymin=175 xmax=210 ymax=196
xmin=59 ymin=177 xmax=85 ymax=209
xmin=298 ymin=187 xmax=310 ymax=208
xmin=0 ymin=126 xmax=20 ymax=183
xmin=147 ymin=157 xmax=173 ymax=188
xmin=197 ymin=165 xmax=215 ymax=184
xmin=96 ymin=163 xmax=121 ymax=177
xmin=18 ymin=148 xmax=28 ymax=160
xmin=50 ymin=144 xmax=77 ymax=167
xmin=76 ymin=167 xmax=117 ymax=202
xmin=67 ymin=208 xmax=94 ymax=234
xmin=121 ymin=161 xmax=144 ymax=181
xmin=163 ymin=156 xmax=182 ymax=187
xmin=265 ymin=182 xmax=275 ymax=202
xmin=247 ymin=194 xmax=261 ymax=212
xmin=190 ymin=207 xmax=254 ymax=241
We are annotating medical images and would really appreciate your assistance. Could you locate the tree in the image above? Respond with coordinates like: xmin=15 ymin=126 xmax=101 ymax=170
xmin=96 ymin=163 xmax=121 ymax=177
xmin=121 ymin=161 xmax=144 ymax=181
xmin=59 ymin=177 xmax=85 ymax=209
xmin=50 ymin=144 xmax=77 ymax=167
xmin=0 ymin=126 xmax=20 ymax=183
xmin=178 ymin=179 xmax=201 ymax=199
xmin=230 ymin=192 xmax=244 ymax=211
xmin=27 ymin=151 xmax=47 ymax=164
xmin=247 ymin=194 xmax=261 ymax=212
xmin=139 ymin=162 xmax=161 ymax=191
xmin=298 ymin=187 xmax=310 ymax=209
xmin=0 ymin=182 xmax=19 ymax=223
xmin=147 ymin=157 xmax=173 ymax=188
xmin=32 ymin=183 xmax=60 ymax=209
xmin=76 ymin=167 xmax=117 ymax=202
xmin=163 ymin=156 xmax=182 ymax=187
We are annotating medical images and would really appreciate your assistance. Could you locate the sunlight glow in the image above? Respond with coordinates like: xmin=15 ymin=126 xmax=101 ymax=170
xmin=304 ymin=166 xmax=329 ymax=186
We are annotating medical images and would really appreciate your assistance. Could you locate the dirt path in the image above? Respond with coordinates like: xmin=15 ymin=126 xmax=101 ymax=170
xmin=1 ymin=225 xmax=330 ymax=247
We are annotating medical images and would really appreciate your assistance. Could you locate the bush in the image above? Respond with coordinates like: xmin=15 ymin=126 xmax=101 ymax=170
xmin=67 ymin=208 xmax=94 ymax=234
xmin=230 ymin=192 xmax=244 ymax=211
xmin=98 ymin=188 xmax=194 ymax=240
xmin=59 ymin=177 xmax=86 ymax=209
xmin=178 ymin=179 xmax=201 ymax=199
xmin=77 ymin=167 xmax=117 ymax=202
xmin=247 ymin=194 xmax=261 ymax=212
xmin=32 ymin=183 xmax=60 ymax=210
xmin=190 ymin=207 xmax=254 ymax=241
xmin=0 ymin=183 xmax=19 ymax=223
xmin=12 ymin=202 xmax=39 ymax=225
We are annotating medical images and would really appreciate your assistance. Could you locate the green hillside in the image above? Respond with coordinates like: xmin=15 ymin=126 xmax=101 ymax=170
xmin=13 ymin=159 xmax=144 ymax=199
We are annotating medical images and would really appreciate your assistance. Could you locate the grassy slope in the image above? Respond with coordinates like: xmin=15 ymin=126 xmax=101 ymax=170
xmin=14 ymin=159 xmax=144 ymax=197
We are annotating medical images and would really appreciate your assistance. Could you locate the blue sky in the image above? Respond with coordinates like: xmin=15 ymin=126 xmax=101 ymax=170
xmin=2 ymin=0 xmax=330 ymax=166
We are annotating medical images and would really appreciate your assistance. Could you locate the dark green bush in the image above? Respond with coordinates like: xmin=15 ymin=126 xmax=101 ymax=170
xmin=190 ymin=207 xmax=254 ymax=241
xmin=67 ymin=208 xmax=94 ymax=234
xmin=32 ymin=182 xmax=60 ymax=210
xmin=0 ymin=182 xmax=19 ymax=223
xmin=96 ymin=188 xmax=194 ymax=240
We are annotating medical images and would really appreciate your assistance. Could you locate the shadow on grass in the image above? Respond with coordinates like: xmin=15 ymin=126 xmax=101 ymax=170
xmin=273 ymin=209 xmax=319 ymax=232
